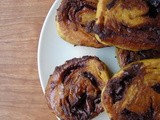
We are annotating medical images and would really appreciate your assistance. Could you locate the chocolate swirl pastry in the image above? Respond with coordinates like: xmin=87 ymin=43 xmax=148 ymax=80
xmin=102 ymin=59 xmax=160 ymax=120
xmin=45 ymin=56 xmax=110 ymax=120
xmin=116 ymin=48 xmax=160 ymax=67
xmin=92 ymin=0 xmax=160 ymax=50
xmin=56 ymin=0 xmax=106 ymax=48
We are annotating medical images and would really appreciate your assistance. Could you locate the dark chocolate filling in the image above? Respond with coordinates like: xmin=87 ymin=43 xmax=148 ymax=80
xmin=71 ymin=93 xmax=87 ymax=108
xmin=151 ymin=83 xmax=160 ymax=94
xmin=121 ymin=104 xmax=154 ymax=120
xmin=71 ymin=93 xmax=90 ymax=120
xmin=85 ymin=20 xmax=96 ymax=33
xmin=107 ymin=63 xmax=142 ymax=103
xmin=62 ymin=63 xmax=83 ymax=83
xmin=120 ymin=49 xmax=160 ymax=66
xmin=137 ymin=50 xmax=160 ymax=59
xmin=147 ymin=0 xmax=160 ymax=18
xmin=61 ymin=96 xmax=71 ymax=116
xmin=67 ymin=92 xmax=102 ymax=120
xmin=93 ymin=23 xmax=115 ymax=40
xmin=106 ymin=0 xmax=118 ymax=10
xmin=60 ymin=57 xmax=103 ymax=119
xmin=93 ymin=24 xmax=160 ymax=46
xmin=61 ymin=87 xmax=102 ymax=119
xmin=58 ymin=0 xmax=96 ymax=23
xmin=82 ymin=72 xmax=99 ymax=88
xmin=124 ymin=51 xmax=136 ymax=65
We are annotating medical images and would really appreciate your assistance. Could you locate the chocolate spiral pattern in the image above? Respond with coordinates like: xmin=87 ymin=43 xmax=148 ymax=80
xmin=102 ymin=59 xmax=160 ymax=120
xmin=56 ymin=0 xmax=105 ymax=48
xmin=116 ymin=48 xmax=160 ymax=67
xmin=45 ymin=56 xmax=110 ymax=120
xmin=92 ymin=0 xmax=160 ymax=50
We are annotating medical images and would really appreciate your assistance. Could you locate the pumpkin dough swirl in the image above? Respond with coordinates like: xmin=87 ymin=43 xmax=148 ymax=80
xmin=92 ymin=0 xmax=160 ymax=50
xmin=45 ymin=56 xmax=110 ymax=120
xmin=56 ymin=0 xmax=106 ymax=48
xmin=102 ymin=59 xmax=160 ymax=120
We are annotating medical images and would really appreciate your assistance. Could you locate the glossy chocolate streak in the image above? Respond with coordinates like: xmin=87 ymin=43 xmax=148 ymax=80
xmin=70 ymin=93 xmax=102 ymax=120
xmin=151 ymin=83 xmax=160 ymax=94
xmin=106 ymin=0 xmax=118 ymax=10
xmin=57 ymin=0 xmax=96 ymax=22
xmin=85 ymin=20 xmax=95 ymax=33
xmin=83 ymin=72 xmax=98 ymax=87
xmin=93 ymin=24 xmax=160 ymax=45
xmin=121 ymin=105 xmax=154 ymax=120
xmin=118 ymin=49 xmax=160 ymax=67
xmin=62 ymin=64 xmax=84 ymax=83
xmin=136 ymin=50 xmax=160 ymax=59
xmin=107 ymin=63 xmax=142 ymax=103
xmin=67 ymin=72 xmax=102 ymax=120
xmin=70 ymin=93 xmax=90 ymax=120
xmin=61 ymin=97 xmax=71 ymax=116
xmin=147 ymin=0 xmax=160 ymax=18
xmin=93 ymin=24 xmax=115 ymax=40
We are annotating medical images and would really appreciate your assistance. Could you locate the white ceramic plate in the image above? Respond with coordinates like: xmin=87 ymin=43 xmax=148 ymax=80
xmin=38 ymin=0 xmax=120 ymax=119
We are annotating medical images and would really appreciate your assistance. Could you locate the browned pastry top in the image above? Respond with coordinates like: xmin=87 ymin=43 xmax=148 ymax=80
xmin=92 ymin=0 xmax=160 ymax=50
xmin=45 ymin=56 xmax=110 ymax=120
xmin=102 ymin=59 xmax=160 ymax=120
xmin=116 ymin=48 xmax=160 ymax=67
xmin=56 ymin=0 xmax=106 ymax=48
xmin=57 ymin=0 xmax=97 ymax=23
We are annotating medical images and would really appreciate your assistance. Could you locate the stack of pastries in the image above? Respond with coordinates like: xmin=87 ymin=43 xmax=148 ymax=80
xmin=45 ymin=0 xmax=160 ymax=119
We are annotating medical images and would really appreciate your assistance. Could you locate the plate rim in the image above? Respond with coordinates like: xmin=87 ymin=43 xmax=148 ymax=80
xmin=37 ymin=0 xmax=59 ymax=93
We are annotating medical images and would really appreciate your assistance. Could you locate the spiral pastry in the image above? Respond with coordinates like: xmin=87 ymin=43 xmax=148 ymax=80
xmin=56 ymin=0 xmax=105 ymax=48
xmin=92 ymin=0 xmax=160 ymax=50
xmin=102 ymin=59 xmax=160 ymax=120
xmin=45 ymin=56 xmax=110 ymax=120
xmin=116 ymin=48 xmax=160 ymax=67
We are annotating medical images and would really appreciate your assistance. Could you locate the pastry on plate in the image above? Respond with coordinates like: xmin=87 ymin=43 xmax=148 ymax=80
xmin=116 ymin=48 xmax=160 ymax=67
xmin=102 ymin=59 xmax=160 ymax=120
xmin=93 ymin=0 xmax=160 ymax=50
xmin=56 ymin=0 xmax=106 ymax=48
xmin=45 ymin=56 xmax=110 ymax=120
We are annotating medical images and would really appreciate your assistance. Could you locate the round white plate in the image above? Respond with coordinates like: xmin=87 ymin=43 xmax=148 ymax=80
xmin=38 ymin=0 xmax=120 ymax=119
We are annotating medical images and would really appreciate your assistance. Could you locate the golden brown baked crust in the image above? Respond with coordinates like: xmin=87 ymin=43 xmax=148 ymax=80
xmin=45 ymin=56 xmax=110 ymax=120
xmin=92 ymin=0 xmax=160 ymax=50
xmin=102 ymin=59 xmax=160 ymax=120
xmin=56 ymin=0 xmax=106 ymax=48
xmin=116 ymin=48 xmax=160 ymax=67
